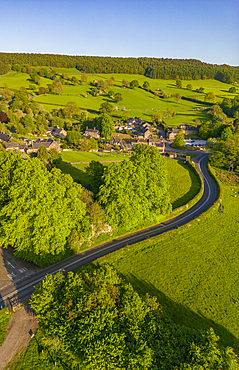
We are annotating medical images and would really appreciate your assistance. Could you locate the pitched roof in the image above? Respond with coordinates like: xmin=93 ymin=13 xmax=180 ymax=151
xmin=4 ymin=142 xmax=19 ymax=149
xmin=0 ymin=133 xmax=11 ymax=142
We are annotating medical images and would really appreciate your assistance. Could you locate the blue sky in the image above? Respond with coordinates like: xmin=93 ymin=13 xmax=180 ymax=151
xmin=1 ymin=0 xmax=238 ymax=66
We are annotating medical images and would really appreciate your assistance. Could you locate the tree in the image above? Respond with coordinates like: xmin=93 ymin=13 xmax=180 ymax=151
xmin=91 ymin=87 xmax=98 ymax=96
xmin=0 ymin=152 xmax=87 ymax=266
xmin=97 ymin=113 xmax=114 ymax=139
xmin=198 ymin=87 xmax=205 ymax=93
xmin=97 ymin=79 xmax=107 ymax=92
xmin=107 ymin=77 xmax=114 ymax=87
xmin=176 ymin=80 xmax=182 ymax=88
xmin=79 ymin=137 xmax=98 ymax=152
xmin=66 ymin=130 xmax=81 ymax=145
xmin=35 ymin=115 xmax=48 ymax=134
xmin=114 ymin=92 xmax=123 ymax=103
xmin=31 ymin=264 xmax=237 ymax=369
xmin=86 ymin=160 xmax=105 ymax=195
xmin=204 ymin=92 xmax=215 ymax=103
xmin=174 ymin=92 xmax=182 ymax=103
xmin=229 ymin=86 xmax=236 ymax=93
xmin=81 ymin=73 xmax=87 ymax=84
xmin=151 ymin=113 xmax=162 ymax=127
xmin=209 ymin=151 xmax=227 ymax=168
xmin=171 ymin=129 xmax=184 ymax=148
xmin=130 ymin=80 xmax=139 ymax=89
xmin=38 ymin=86 xmax=48 ymax=95
xmin=143 ymin=81 xmax=150 ymax=89
xmin=108 ymin=90 xmax=114 ymax=98
xmin=221 ymin=126 xmax=233 ymax=141
xmin=186 ymin=84 xmax=193 ymax=90
xmin=49 ymin=148 xmax=62 ymax=164
xmin=0 ymin=111 xmax=8 ymax=123
xmin=51 ymin=116 xmax=64 ymax=129
xmin=99 ymin=145 xmax=171 ymax=227
xmin=37 ymin=145 xmax=50 ymax=164
xmin=122 ymin=79 xmax=129 ymax=88
xmin=99 ymin=102 xmax=113 ymax=114
xmin=71 ymin=76 xmax=79 ymax=85
xmin=64 ymin=101 xmax=79 ymax=119
xmin=52 ymin=78 xmax=64 ymax=95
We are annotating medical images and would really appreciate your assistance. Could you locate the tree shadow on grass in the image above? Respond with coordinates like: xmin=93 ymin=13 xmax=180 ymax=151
xmin=56 ymin=162 xmax=93 ymax=190
xmin=171 ymin=160 xmax=200 ymax=209
xmin=120 ymin=272 xmax=239 ymax=353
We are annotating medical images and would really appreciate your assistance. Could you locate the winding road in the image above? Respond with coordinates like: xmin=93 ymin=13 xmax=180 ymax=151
xmin=0 ymin=152 xmax=218 ymax=308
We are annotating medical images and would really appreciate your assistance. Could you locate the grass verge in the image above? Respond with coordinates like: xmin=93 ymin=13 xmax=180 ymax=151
xmin=0 ymin=307 xmax=11 ymax=346
xmin=97 ymin=170 xmax=239 ymax=354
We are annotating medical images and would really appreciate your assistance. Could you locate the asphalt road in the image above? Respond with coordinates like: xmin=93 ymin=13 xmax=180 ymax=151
xmin=0 ymin=153 xmax=218 ymax=308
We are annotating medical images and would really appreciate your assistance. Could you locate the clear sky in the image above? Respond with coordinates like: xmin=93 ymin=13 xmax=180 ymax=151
xmin=1 ymin=0 xmax=239 ymax=66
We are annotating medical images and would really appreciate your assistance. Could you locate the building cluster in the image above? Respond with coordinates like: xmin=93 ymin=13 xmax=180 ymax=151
xmin=166 ymin=124 xmax=198 ymax=140
xmin=0 ymin=127 xmax=62 ymax=153
xmin=113 ymin=118 xmax=154 ymax=139
xmin=82 ymin=127 xmax=101 ymax=139
xmin=108 ymin=135 xmax=165 ymax=152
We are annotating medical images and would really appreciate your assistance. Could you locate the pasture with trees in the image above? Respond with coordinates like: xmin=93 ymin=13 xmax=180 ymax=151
xmin=1 ymin=53 xmax=239 ymax=367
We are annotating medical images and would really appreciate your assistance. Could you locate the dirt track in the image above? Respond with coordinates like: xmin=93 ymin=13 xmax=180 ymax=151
xmin=0 ymin=305 xmax=38 ymax=370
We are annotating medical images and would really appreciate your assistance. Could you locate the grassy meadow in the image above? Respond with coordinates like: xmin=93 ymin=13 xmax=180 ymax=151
xmin=96 ymin=173 xmax=239 ymax=353
xmin=1 ymin=69 xmax=238 ymax=125
xmin=0 ymin=307 xmax=11 ymax=346
xmin=61 ymin=150 xmax=129 ymax=163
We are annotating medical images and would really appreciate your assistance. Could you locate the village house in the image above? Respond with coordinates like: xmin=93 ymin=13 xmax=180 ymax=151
xmin=82 ymin=127 xmax=101 ymax=139
xmin=27 ymin=139 xmax=61 ymax=153
xmin=46 ymin=126 xmax=67 ymax=139
xmin=0 ymin=132 xmax=11 ymax=143
xmin=166 ymin=124 xmax=198 ymax=140
xmin=4 ymin=142 xmax=20 ymax=151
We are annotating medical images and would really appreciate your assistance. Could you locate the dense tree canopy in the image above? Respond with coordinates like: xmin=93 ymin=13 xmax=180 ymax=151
xmin=0 ymin=151 xmax=87 ymax=266
xmin=30 ymin=265 xmax=239 ymax=370
xmin=97 ymin=113 xmax=114 ymax=139
xmin=171 ymin=129 xmax=185 ymax=148
xmin=98 ymin=144 xmax=171 ymax=227
xmin=1 ymin=53 xmax=238 ymax=83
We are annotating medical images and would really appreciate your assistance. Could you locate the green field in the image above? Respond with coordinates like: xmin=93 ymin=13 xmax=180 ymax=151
xmin=96 ymin=174 xmax=239 ymax=353
xmin=1 ymin=70 xmax=237 ymax=126
xmin=0 ymin=307 xmax=11 ymax=346
xmin=61 ymin=150 xmax=129 ymax=163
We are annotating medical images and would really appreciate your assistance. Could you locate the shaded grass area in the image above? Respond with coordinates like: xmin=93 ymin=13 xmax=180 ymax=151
xmin=0 ymin=307 xmax=11 ymax=346
xmin=167 ymin=159 xmax=201 ymax=209
xmin=97 ymin=178 xmax=239 ymax=353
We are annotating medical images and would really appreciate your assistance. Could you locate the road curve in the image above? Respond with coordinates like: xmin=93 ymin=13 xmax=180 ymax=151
xmin=0 ymin=153 xmax=218 ymax=308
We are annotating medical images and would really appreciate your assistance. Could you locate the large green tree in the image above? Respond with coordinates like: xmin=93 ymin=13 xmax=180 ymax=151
xmin=171 ymin=129 xmax=184 ymax=148
xmin=99 ymin=144 xmax=171 ymax=227
xmin=66 ymin=130 xmax=81 ymax=145
xmin=97 ymin=113 xmax=114 ymax=139
xmin=30 ymin=265 xmax=238 ymax=370
xmin=99 ymin=102 xmax=113 ymax=114
xmin=130 ymin=79 xmax=139 ymax=89
xmin=0 ymin=152 xmax=87 ymax=266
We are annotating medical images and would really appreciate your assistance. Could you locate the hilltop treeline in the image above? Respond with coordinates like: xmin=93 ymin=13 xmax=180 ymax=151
xmin=0 ymin=52 xmax=239 ymax=83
